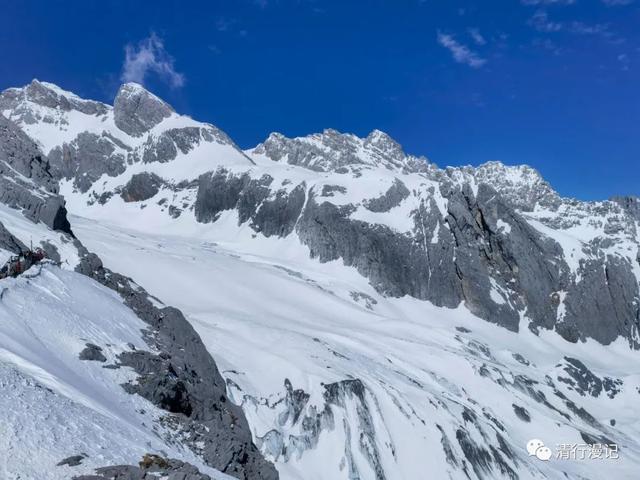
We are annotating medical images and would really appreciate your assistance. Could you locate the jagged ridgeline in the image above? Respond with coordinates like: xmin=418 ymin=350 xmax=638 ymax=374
xmin=1 ymin=79 xmax=638 ymax=347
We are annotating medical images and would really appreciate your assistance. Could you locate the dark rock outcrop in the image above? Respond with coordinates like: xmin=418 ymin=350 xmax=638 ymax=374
xmin=113 ymin=83 xmax=173 ymax=137
xmin=363 ymin=178 xmax=410 ymax=212
xmin=79 ymin=343 xmax=107 ymax=362
xmin=0 ymin=115 xmax=72 ymax=234
xmin=611 ymin=195 xmax=640 ymax=222
xmin=72 ymin=454 xmax=212 ymax=480
xmin=57 ymin=454 xmax=87 ymax=467
xmin=121 ymin=173 xmax=164 ymax=202
xmin=75 ymin=252 xmax=278 ymax=480
xmin=48 ymin=132 xmax=127 ymax=192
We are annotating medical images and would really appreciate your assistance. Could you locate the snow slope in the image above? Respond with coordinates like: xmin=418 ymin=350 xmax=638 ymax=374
xmin=71 ymin=214 xmax=640 ymax=480
xmin=0 ymin=263 xmax=230 ymax=480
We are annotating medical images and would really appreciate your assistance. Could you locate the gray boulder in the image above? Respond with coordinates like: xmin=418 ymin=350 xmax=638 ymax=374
xmin=79 ymin=343 xmax=107 ymax=362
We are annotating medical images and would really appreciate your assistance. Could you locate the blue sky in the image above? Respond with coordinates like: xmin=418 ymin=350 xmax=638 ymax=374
xmin=1 ymin=0 xmax=638 ymax=200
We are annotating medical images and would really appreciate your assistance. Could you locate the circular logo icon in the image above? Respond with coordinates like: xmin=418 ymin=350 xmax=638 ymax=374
xmin=526 ymin=439 xmax=545 ymax=456
xmin=535 ymin=446 xmax=552 ymax=461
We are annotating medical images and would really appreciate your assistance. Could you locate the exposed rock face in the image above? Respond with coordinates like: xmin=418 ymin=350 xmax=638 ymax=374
xmin=49 ymin=132 xmax=127 ymax=192
xmin=363 ymin=178 xmax=410 ymax=212
xmin=557 ymin=357 xmax=623 ymax=399
xmin=0 ymin=222 xmax=28 ymax=253
xmin=195 ymin=170 xmax=250 ymax=223
xmin=448 ymin=161 xmax=561 ymax=211
xmin=612 ymin=195 xmax=640 ymax=222
xmin=121 ymin=172 xmax=164 ymax=202
xmin=297 ymin=193 xmax=456 ymax=303
xmin=78 ymin=343 xmax=107 ymax=362
xmin=0 ymin=114 xmax=72 ymax=233
xmin=239 ymin=378 xmax=387 ymax=480
xmin=72 ymin=454 xmax=213 ymax=480
xmin=113 ymin=83 xmax=173 ymax=137
xmin=194 ymin=169 xmax=306 ymax=237
xmin=560 ymin=255 xmax=640 ymax=344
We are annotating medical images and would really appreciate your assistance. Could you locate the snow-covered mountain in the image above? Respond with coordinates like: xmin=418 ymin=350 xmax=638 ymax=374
xmin=1 ymin=79 xmax=639 ymax=479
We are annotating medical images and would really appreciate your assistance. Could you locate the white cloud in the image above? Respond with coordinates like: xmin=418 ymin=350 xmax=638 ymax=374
xmin=468 ymin=28 xmax=487 ymax=46
xmin=528 ymin=10 xmax=563 ymax=32
xmin=618 ymin=53 xmax=630 ymax=70
xmin=527 ymin=10 xmax=623 ymax=43
xmin=121 ymin=33 xmax=185 ymax=88
xmin=568 ymin=21 xmax=610 ymax=34
xmin=437 ymin=32 xmax=487 ymax=68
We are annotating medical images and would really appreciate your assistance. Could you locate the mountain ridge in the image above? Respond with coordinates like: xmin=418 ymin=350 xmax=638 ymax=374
xmin=1 ymin=78 xmax=639 ymax=480
xmin=1 ymin=79 xmax=639 ymax=350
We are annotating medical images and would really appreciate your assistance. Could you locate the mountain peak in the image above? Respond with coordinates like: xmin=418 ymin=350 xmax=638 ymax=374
xmin=28 ymin=79 xmax=80 ymax=100
xmin=113 ymin=83 xmax=174 ymax=137
xmin=0 ymin=80 xmax=109 ymax=131
xmin=252 ymin=128 xmax=429 ymax=174
xmin=446 ymin=160 xmax=560 ymax=211
xmin=5 ymin=79 xmax=82 ymax=111
xmin=364 ymin=129 xmax=404 ymax=159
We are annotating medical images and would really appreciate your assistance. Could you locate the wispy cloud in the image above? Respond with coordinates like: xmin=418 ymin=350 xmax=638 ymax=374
xmin=468 ymin=28 xmax=487 ymax=46
xmin=528 ymin=9 xmax=621 ymax=42
xmin=568 ymin=21 xmax=610 ymax=35
xmin=528 ymin=10 xmax=563 ymax=32
xmin=618 ymin=53 xmax=630 ymax=70
xmin=121 ymin=33 xmax=185 ymax=88
xmin=437 ymin=32 xmax=487 ymax=68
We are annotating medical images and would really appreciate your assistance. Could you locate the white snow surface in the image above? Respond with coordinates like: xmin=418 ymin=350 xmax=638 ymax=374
xmin=0 ymin=264 xmax=230 ymax=480
xmin=0 ymin=207 xmax=231 ymax=480
xmin=70 ymin=214 xmax=640 ymax=480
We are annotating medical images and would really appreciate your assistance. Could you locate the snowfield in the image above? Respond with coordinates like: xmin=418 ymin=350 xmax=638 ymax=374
xmin=0 ymin=262 xmax=231 ymax=480
xmin=70 ymin=213 xmax=640 ymax=480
